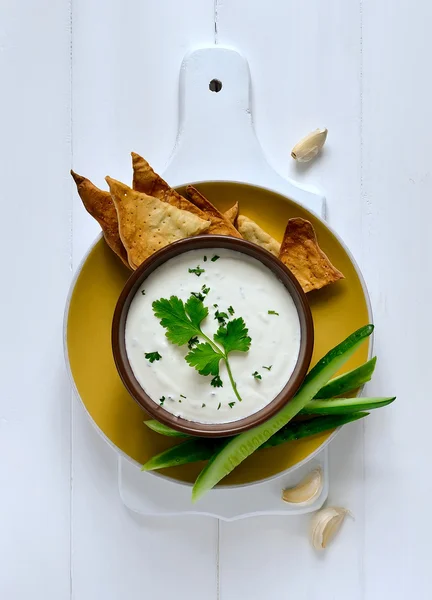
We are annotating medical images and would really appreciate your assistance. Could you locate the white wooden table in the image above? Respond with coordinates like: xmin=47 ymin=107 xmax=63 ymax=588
xmin=1 ymin=1 xmax=430 ymax=598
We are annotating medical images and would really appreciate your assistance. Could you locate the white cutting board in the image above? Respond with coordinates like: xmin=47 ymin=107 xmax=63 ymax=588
xmin=118 ymin=47 xmax=328 ymax=519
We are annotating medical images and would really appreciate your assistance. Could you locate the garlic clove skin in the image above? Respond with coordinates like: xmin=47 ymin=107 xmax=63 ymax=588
xmin=310 ymin=506 xmax=350 ymax=550
xmin=282 ymin=468 xmax=323 ymax=505
xmin=291 ymin=128 xmax=328 ymax=162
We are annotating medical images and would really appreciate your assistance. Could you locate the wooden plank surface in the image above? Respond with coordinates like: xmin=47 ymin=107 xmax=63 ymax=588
xmin=362 ymin=1 xmax=432 ymax=597
xmin=216 ymin=2 xmax=367 ymax=597
xmin=71 ymin=2 xmax=219 ymax=599
xmin=0 ymin=1 xmax=72 ymax=598
xmin=1 ymin=0 xmax=431 ymax=598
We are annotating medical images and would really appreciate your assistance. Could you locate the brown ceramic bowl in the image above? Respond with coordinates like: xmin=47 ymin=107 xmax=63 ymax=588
xmin=112 ymin=236 xmax=314 ymax=438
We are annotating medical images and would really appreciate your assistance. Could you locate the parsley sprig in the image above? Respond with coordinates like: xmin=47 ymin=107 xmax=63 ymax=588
xmin=152 ymin=295 xmax=251 ymax=402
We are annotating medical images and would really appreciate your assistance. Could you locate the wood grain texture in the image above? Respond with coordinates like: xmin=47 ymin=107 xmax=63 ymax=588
xmin=2 ymin=0 xmax=431 ymax=596
xmin=71 ymin=405 xmax=218 ymax=600
xmin=0 ymin=0 xmax=72 ymax=598
xmin=218 ymin=1 xmax=432 ymax=598
xmin=214 ymin=0 xmax=363 ymax=255
xmin=219 ymin=423 xmax=366 ymax=599
xmin=216 ymin=2 xmax=366 ymax=597
xmin=71 ymin=2 xmax=219 ymax=599
xmin=362 ymin=1 xmax=432 ymax=597
xmin=71 ymin=0 xmax=216 ymax=264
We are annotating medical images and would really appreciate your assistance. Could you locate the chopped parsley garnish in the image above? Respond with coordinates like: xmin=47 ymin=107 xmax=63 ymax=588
xmin=141 ymin=289 xmax=146 ymax=295
xmin=268 ymin=310 xmax=279 ymax=316
xmin=228 ymin=306 xmax=235 ymax=316
xmin=188 ymin=266 xmax=205 ymax=276
xmin=228 ymin=402 xmax=235 ymax=408
xmin=202 ymin=403 xmax=206 ymax=408
xmin=180 ymin=394 xmax=186 ymax=399
xmin=215 ymin=310 xmax=228 ymax=326
xmin=211 ymin=375 xmax=223 ymax=388
xmin=213 ymin=303 xmax=218 ymax=308
xmin=178 ymin=400 xmax=182 ymax=403
xmin=159 ymin=396 xmax=166 ymax=405
xmin=203 ymin=256 xmax=207 ymax=262
xmin=191 ymin=292 xmax=205 ymax=302
xmin=252 ymin=371 xmax=262 ymax=380
xmin=217 ymin=402 xmax=221 ymax=410
xmin=211 ymin=255 xmax=220 ymax=262
xmin=152 ymin=294 xmax=251 ymax=402
xmin=192 ymin=284 xmax=211 ymax=302
xmin=145 ymin=351 xmax=162 ymax=363
xmin=262 ymin=365 xmax=272 ymax=371
xmin=187 ymin=336 xmax=199 ymax=349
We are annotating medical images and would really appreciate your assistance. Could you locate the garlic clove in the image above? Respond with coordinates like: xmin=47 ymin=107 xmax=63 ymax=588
xmin=282 ymin=468 xmax=323 ymax=505
xmin=291 ymin=128 xmax=328 ymax=162
xmin=310 ymin=506 xmax=350 ymax=550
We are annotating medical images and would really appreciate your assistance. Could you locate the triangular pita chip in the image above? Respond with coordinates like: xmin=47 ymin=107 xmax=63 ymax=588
xmin=106 ymin=177 xmax=210 ymax=269
xmin=223 ymin=202 xmax=239 ymax=225
xmin=237 ymin=215 xmax=280 ymax=256
xmin=279 ymin=218 xmax=344 ymax=293
xmin=131 ymin=152 xmax=206 ymax=219
xmin=186 ymin=186 xmax=242 ymax=238
xmin=71 ymin=170 xmax=129 ymax=268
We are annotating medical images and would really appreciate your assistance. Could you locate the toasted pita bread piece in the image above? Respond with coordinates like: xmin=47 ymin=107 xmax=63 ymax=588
xmin=131 ymin=152 xmax=207 ymax=220
xmin=223 ymin=202 xmax=239 ymax=225
xmin=236 ymin=215 xmax=281 ymax=256
xmin=106 ymin=177 xmax=210 ymax=269
xmin=185 ymin=186 xmax=242 ymax=238
xmin=279 ymin=218 xmax=344 ymax=293
xmin=71 ymin=170 xmax=129 ymax=268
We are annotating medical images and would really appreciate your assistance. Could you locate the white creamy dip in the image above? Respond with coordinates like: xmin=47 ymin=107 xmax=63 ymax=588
xmin=125 ymin=248 xmax=301 ymax=424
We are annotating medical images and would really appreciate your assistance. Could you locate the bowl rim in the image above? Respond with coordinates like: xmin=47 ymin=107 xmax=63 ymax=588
xmin=111 ymin=235 xmax=314 ymax=438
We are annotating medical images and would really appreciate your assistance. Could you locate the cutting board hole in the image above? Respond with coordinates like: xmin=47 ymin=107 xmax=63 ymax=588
xmin=209 ymin=79 xmax=222 ymax=93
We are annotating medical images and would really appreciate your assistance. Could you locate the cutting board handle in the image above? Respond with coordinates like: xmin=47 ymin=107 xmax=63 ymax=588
xmin=163 ymin=47 xmax=324 ymax=216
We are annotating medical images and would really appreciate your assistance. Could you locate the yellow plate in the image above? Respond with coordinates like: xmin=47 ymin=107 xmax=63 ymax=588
xmin=65 ymin=182 xmax=371 ymax=485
